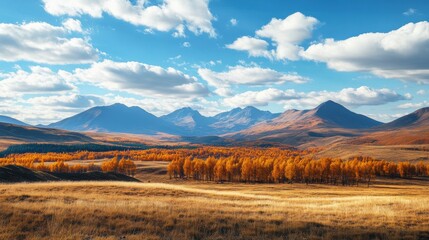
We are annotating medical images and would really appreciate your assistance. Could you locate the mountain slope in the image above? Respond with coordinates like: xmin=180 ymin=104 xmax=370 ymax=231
xmin=229 ymin=101 xmax=382 ymax=146
xmin=314 ymin=101 xmax=382 ymax=129
xmin=0 ymin=122 xmax=92 ymax=143
xmin=0 ymin=165 xmax=139 ymax=183
xmin=210 ymin=106 xmax=280 ymax=133
xmin=160 ymin=106 xmax=280 ymax=136
xmin=48 ymin=103 xmax=181 ymax=135
xmin=378 ymin=107 xmax=429 ymax=130
xmin=0 ymin=115 xmax=29 ymax=126
xmin=160 ymin=107 xmax=214 ymax=135
xmin=349 ymin=107 xmax=429 ymax=145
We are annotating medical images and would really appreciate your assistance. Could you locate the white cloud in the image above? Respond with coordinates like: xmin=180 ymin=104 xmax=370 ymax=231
xmin=256 ymin=12 xmax=318 ymax=60
xmin=0 ymin=21 xmax=98 ymax=64
xmin=62 ymin=18 xmax=83 ymax=32
xmin=223 ymin=86 xmax=409 ymax=108
xmin=198 ymin=65 xmax=308 ymax=92
xmin=226 ymin=12 xmax=318 ymax=60
xmin=230 ymin=18 xmax=238 ymax=26
xmin=42 ymin=0 xmax=216 ymax=37
xmin=226 ymin=36 xmax=273 ymax=59
xmin=417 ymin=90 xmax=426 ymax=95
xmin=403 ymin=8 xmax=417 ymax=16
xmin=302 ymin=21 xmax=429 ymax=83
xmin=398 ymin=101 xmax=429 ymax=109
xmin=183 ymin=42 xmax=191 ymax=48
xmin=214 ymin=87 xmax=233 ymax=97
xmin=224 ymin=88 xmax=298 ymax=107
xmin=27 ymin=94 xmax=105 ymax=108
xmin=75 ymin=60 xmax=209 ymax=98
xmin=367 ymin=113 xmax=405 ymax=123
xmin=0 ymin=66 xmax=75 ymax=93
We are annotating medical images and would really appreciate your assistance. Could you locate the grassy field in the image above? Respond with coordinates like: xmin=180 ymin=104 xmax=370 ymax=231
xmin=316 ymin=144 xmax=429 ymax=163
xmin=1 ymin=162 xmax=429 ymax=240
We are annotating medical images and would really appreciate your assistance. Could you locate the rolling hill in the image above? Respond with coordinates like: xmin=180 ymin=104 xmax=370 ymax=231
xmin=0 ymin=165 xmax=139 ymax=183
xmin=0 ymin=122 xmax=93 ymax=149
xmin=47 ymin=103 xmax=182 ymax=135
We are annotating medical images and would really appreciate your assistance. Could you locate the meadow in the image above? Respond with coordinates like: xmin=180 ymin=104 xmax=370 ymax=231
xmin=0 ymin=161 xmax=429 ymax=240
xmin=1 ymin=179 xmax=429 ymax=240
xmin=1 ymin=147 xmax=429 ymax=239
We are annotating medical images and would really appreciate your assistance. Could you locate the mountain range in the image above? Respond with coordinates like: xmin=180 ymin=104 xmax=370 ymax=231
xmin=47 ymin=103 xmax=181 ymax=135
xmin=227 ymin=100 xmax=383 ymax=145
xmin=46 ymin=103 xmax=280 ymax=136
xmin=0 ymin=101 xmax=428 ymax=148
xmin=160 ymin=106 xmax=279 ymax=135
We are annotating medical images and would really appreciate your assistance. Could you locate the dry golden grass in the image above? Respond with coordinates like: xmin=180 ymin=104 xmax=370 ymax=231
xmin=317 ymin=144 xmax=429 ymax=163
xmin=1 ymin=179 xmax=429 ymax=240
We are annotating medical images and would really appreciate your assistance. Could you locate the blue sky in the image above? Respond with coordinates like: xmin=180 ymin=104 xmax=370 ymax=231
xmin=0 ymin=0 xmax=428 ymax=124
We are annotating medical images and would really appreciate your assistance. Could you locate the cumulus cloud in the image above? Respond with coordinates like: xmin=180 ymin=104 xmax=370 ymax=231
xmin=42 ymin=0 xmax=216 ymax=37
xmin=223 ymin=86 xmax=409 ymax=108
xmin=256 ymin=12 xmax=318 ymax=60
xmin=0 ymin=66 xmax=75 ymax=93
xmin=62 ymin=18 xmax=83 ymax=32
xmin=198 ymin=65 xmax=308 ymax=96
xmin=398 ymin=101 xmax=429 ymax=109
xmin=417 ymin=90 xmax=426 ymax=95
xmin=0 ymin=21 xmax=98 ymax=64
xmin=224 ymin=88 xmax=298 ymax=107
xmin=302 ymin=21 xmax=429 ymax=83
xmin=75 ymin=60 xmax=209 ymax=98
xmin=230 ymin=18 xmax=238 ymax=26
xmin=27 ymin=94 xmax=105 ymax=108
xmin=227 ymin=12 xmax=318 ymax=60
xmin=226 ymin=36 xmax=273 ymax=59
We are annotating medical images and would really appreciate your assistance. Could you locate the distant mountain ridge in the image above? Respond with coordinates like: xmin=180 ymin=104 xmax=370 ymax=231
xmin=160 ymin=107 xmax=214 ymax=135
xmin=228 ymin=101 xmax=383 ymax=146
xmin=377 ymin=107 xmax=429 ymax=130
xmin=47 ymin=103 xmax=182 ymax=135
xmin=46 ymin=103 xmax=280 ymax=136
xmin=0 ymin=101 xmax=428 ymax=147
xmin=211 ymin=106 xmax=280 ymax=133
xmin=0 ymin=115 xmax=29 ymax=126
xmin=25 ymin=101 xmax=427 ymax=147
xmin=348 ymin=107 xmax=429 ymax=145
xmin=162 ymin=106 xmax=279 ymax=136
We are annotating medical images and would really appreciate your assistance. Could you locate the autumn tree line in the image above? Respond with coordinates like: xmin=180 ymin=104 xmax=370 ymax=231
xmin=1 ymin=146 xmax=428 ymax=183
xmin=0 ymin=147 xmax=315 ymax=165
xmin=1 ymin=156 xmax=136 ymax=176
xmin=167 ymin=156 xmax=429 ymax=186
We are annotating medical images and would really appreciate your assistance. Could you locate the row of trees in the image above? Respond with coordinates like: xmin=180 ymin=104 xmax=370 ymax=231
xmin=17 ymin=160 xmax=101 ymax=174
xmin=0 ymin=147 xmax=314 ymax=165
xmin=9 ymin=157 xmax=137 ymax=176
xmin=168 ymin=156 xmax=429 ymax=186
